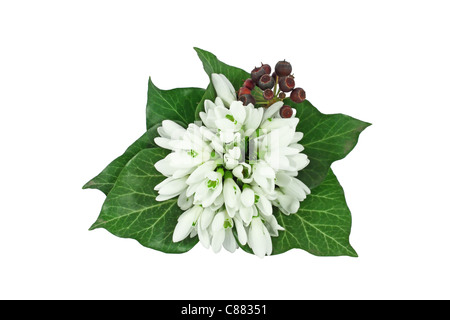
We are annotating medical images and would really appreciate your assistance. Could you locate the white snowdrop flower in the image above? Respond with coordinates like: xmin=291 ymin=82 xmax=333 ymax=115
xmin=263 ymin=101 xmax=297 ymax=120
xmin=199 ymin=99 xmax=229 ymax=131
xmin=154 ymin=73 xmax=310 ymax=257
xmin=177 ymin=189 xmax=194 ymax=211
xmin=241 ymin=186 xmax=255 ymax=208
xmin=238 ymin=203 xmax=258 ymax=226
xmin=211 ymin=73 xmax=236 ymax=107
xmin=196 ymin=207 xmax=215 ymax=249
xmin=232 ymin=163 xmax=253 ymax=184
xmin=262 ymin=101 xmax=284 ymax=123
xmin=243 ymin=104 xmax=264 ymax=136
xmin=173 ymin=205 xmax=203 ymax=242
xmin=261 ymin=214 xmax=285 ymax=237
xmin=233 ymin=215 xmax=247 ymax=245
xmin=252 ymin=161 xmax=276 ymax=195
xmin=280 ymin=177 xmax=311 ymax=203
xmin=215 ymin=101 xmax=248 ymax=143
xmin=273 ymin=190 xmax=300 ymax=215
xmin=248 ymin=217 xmax=272 ymax=258
xmin=223 ymin=171 xmax=241 ymax=218
xmin=253 ymin=189 xmax=272 ymax=217
xmin=210 ymin=210 xmax=237 ymax=253
xmin=192 ymin=170 xmax=224 ymax=208
xmin=223 ymin=145 xmax=241 ymax=170
xmin=154 ymin=176 xmax=188 ymax=201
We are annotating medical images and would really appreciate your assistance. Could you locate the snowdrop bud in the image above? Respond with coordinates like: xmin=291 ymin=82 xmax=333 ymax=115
xmin=248 ymin=217 xmax=272 ymax=258
xmin=243 ymin=106 xmax=264 ymax=137
xmin=239 ymin=205 xmax=256 ymax=225
xmin=255 ymin=193 xmax=272 ymax=217
xmin=233 ymin=215 xmax=248 ymax=245
xmin=161 ymin=120 xmax=186 ymax=139
xmin=177 ymin=190 xmax=194 ymax=211
xmin=156 ymin=176 xmax=188 ymax=200
xmin=212 ymin=73 xmax=236 ymax=107
xmin=173 ymin=206 xmax=203 ymax=242
xmin=223 ymin=172 xmax=240 ymax=210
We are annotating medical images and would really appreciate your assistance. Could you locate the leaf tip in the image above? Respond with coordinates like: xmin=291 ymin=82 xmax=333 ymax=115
xmin=82 ymin=180 xmax=94 ymax=190
xmin=89 ymin=220 xmax=102 ymax=231
xmin=347 ymin=245 xmax=358 ymax=258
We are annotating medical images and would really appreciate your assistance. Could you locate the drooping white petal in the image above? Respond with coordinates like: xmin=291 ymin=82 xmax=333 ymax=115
xmin=275 ymin=171 xmax=292 ymax=187
xmin=211 ymin=229 xmax=225 ymax=253
xmin=248 ymin=217 xmax=272 ymax=258
xmin=214 ymin=96 xmax=225 ymax=107
xmin=292 ymin=132 xmax=304 ymax=143
xmin=162 ymin=120 xmax=186 ymax=138
xmin=288 ymin=153 xmax=310 ymax=172
xmin=263 ymin=215 xmax=285 ymax=237
xmin=211 ymin=210 xmax=225 ymax=232
xmin=262 ymin=101 xmax=284 ymax=123
xmin=158 ymin=176 xmax=188 ymax=196
xmin=233 ymin=215 xmax=247 ymax=245
xmin=255 ymin=193 xmax=272 ymax=217
xmin=223 ymin=228 xmax=238 ymax=253
xmin=223 ymin=178 xmax=240 ymax=209
xmin=239 ymin=205 xmax=255 ymax=225
xmin=229 ymin=101 xmax=246 ymax=124
xmin=154 ymin=155 xmax=176 ymax=177
xmin=172 ymin=206 xmax=203 ymax=242
xmin=154 ymin=137 xmax=174 ymax=150
xmin=186 ymin=160 xmax=216 ymax=185
xmin=200 ymin=207 xmax=215 ymax=230
xmin=197 ymin=225 xmax=210 ymax=249
xmin=277 ymin=193 xmax=300 ymax=215
xmin=241 ymin=187 xmax=255 ymax=208
xmin=212 ymin=73 xmax=236 ymax=107
xmin=177 ymin=189 xmax=194 ymax=211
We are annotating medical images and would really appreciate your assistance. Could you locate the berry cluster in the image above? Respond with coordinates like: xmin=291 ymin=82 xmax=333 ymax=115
xmin=237 ymin=60 xmax=306 ymax=118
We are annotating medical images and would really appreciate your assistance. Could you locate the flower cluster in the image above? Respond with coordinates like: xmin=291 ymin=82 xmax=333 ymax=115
xmin=153 ymin=73 xmax=310 ymax=257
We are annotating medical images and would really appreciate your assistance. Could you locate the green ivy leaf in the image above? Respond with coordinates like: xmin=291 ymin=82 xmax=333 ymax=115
xmin=193 ymin=47 xmax=249 ymax=118
xmin=146 ymin=77 xmax=205 ymax=130
xmin=90 ymin=148 xmax=198 ymax=253
xmin=272 ymin=169 xmax=357 ymax=257
xmin=82 ymin=126 xmax=159 ymax=195
xmin=286 ymin=99 xmax=371 ymax=189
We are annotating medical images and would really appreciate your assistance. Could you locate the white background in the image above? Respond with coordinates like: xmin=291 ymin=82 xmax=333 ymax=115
xmin=1 ymin=0 xmax=449 ymax=300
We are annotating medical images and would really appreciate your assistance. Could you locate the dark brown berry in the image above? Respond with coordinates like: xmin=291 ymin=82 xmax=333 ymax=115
xmin=239 ymin=94 xmax=256 ymax=106
xmin=261 ymin=63 xmax=271 ymax=75
xmin=278 ymin=75 xmax=295 ymax=92
xmin=280 ymin=105 xmax=293 ymax=118
xmin=275 ymin=60 xmax=292 ymax=77
xmin=251 ymin=66 xmax=266 ymax=83
xmin=290 ymin=88 xmax=306 ymax=103
xmin=238 ymin=87 xmax=252 ymax=97
xmin=263 ymin=89 xmax=274 ymax=100
xmin=243 ymin=78 xmax=255 ymax=90
xmin=278 ymin=92 xmax=286 ymax=99
xmin=257 ymin=74 xmax=275 ymax=90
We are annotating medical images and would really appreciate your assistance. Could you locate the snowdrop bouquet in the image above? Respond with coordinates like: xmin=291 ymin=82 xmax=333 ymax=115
xmin=84 ymin=48 xmax=370 ymax=258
